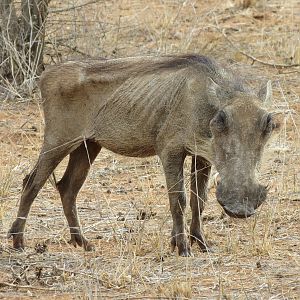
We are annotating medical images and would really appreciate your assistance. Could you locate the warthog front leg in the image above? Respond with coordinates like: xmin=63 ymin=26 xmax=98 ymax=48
xmin=160 ymin=150 xmax=191 ymax=257
xmin=57 ymin=141 xmax=101 ymax=251
xmin=190 ymin=156 xmax=211 ymax=252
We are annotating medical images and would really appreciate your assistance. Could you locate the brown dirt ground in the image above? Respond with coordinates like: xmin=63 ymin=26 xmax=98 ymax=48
xmin=1 ymin=0 xmax=300 ymax=299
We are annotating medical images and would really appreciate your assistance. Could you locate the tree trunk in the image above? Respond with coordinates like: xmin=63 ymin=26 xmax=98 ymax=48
xmin=0 ymin=0 xmax=50 ymax=86
xmin=0 ymin=0 xmax=20 ymax=82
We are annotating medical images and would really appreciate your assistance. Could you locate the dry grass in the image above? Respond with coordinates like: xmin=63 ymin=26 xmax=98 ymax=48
xmin=0 ymin=0 xmax=300 ymax=299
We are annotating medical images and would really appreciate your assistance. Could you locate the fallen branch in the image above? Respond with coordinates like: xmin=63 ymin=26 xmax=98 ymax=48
xmin=49 ymin=0 xmax=103 ymax=14
xmin=45 ymin=41 xmax=92 ymax=58
xmin=54 ymin=266 xmax=104 ymax=284
xmin=0 ymin=282 xmax=56 ymax=291
xmin=220 ymin=29 xmax=300 ymax=68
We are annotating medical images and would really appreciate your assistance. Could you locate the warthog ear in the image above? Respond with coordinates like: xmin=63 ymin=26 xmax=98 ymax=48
xmin=258 ymin=80 xmax=272 ymax=105
xmin=261 ymin=113 xmax=275 ymax=135
xmin=210 ymin=110 xmax=228 ymax=133
xmin=207 ymin=77 xmax=221 ymax=107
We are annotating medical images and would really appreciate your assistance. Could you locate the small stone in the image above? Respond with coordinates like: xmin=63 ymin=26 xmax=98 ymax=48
xmin=35 ymin=242 xmax=47 ymax=254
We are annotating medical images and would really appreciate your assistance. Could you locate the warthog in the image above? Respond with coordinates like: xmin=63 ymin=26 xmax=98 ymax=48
xmin=8 ymin=55 xmax=274 ymax=256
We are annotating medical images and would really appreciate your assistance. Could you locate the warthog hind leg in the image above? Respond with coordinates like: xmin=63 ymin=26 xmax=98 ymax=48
xmin=190 ymin=156 xmax=211 ymax=252
xmin=8 ymin=144 xmax=71 ymax=250
xmin=57 ymin=141 xmax=101 ymax=251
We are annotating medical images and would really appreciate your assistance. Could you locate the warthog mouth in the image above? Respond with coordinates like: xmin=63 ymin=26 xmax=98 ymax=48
xmin=216 ymin=182 xmax=268 ymax=219
xmin=222 ymin=205 xmax=255 ymax=219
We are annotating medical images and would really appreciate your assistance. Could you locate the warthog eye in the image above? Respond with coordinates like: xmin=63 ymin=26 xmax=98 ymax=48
xmin=262 ymin=113 xmax=274 ymax=135
xmin=210 ymin=110 xmax=228 ymax=133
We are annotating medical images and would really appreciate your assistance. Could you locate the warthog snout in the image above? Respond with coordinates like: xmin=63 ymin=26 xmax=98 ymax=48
xmin=216 ymin=183 xmax=268 ymax=218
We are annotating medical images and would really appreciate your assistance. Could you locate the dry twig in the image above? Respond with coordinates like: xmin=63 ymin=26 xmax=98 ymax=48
xmin=0 ymin=282 xmax=56 ymax=291
xmin=220 ymin=29 xmax=300 ymax=69
xmin=50 ymin=0 xmax=103 ymax=14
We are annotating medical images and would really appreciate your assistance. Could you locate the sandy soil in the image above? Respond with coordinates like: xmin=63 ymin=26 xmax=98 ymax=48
xmin=0 ymin=0 xmax=299 ymax=299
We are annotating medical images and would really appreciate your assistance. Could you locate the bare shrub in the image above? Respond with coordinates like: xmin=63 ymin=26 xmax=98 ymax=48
xmin=0 ymin=0 xmax=50 ymax=98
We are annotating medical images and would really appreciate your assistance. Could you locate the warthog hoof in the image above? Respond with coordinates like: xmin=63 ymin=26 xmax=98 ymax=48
xmin=7 ymin=230 xmax=25 ymax=251
xmin=190 ymin=231 xmax=211 ymax=252
xmin=68 ymin=233 xmax=94 ymax=251
xmin=171 ymin=234 xmax=192 ymax=257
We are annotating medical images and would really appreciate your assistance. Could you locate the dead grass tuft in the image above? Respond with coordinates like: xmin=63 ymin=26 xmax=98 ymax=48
xmin=158 ymin=280 xmax=192 ymax=299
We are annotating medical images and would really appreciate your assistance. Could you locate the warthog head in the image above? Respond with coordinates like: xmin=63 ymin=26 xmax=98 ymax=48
xmin=210 ymin=81 xmax=274 ymax=218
